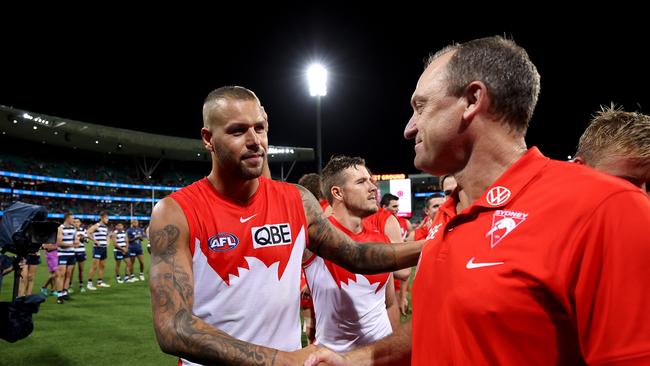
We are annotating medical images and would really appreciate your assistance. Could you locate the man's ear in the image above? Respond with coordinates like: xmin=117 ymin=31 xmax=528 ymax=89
xmin=331 ymin=186 xmax=343 ymax=202
xmin=573 ymin=156 xmax=586 ymax=165
xmin=462 ymin=81 xmax=489 ymax=122
xmin=201 ymin=127 xmax=213 ymax=152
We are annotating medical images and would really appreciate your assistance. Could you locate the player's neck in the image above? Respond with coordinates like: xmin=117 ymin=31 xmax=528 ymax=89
xmin=331 ymin=207 xmax=364 ymax=234
xmin=454 ymin=132 xmax=527 ymax=213
xmin=207 ymin=170 xmax=259 ymax=204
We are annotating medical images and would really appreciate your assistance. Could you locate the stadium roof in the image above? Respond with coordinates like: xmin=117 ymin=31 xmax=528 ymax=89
xmin=0 ymin=105 xmax=313 ymax=163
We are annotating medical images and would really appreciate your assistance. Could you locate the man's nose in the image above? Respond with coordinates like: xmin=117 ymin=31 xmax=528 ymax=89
xmin=404 ymin=114 xmax=418 ymax=140
xmin=245 ymin=128 xmax=261 ymax=147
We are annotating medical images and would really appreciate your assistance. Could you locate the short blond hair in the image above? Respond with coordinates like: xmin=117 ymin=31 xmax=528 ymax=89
xmin=576 ymin=105 xmax=650 ymax=165
xmin=202 ymin=86 xmax=259 ymax=128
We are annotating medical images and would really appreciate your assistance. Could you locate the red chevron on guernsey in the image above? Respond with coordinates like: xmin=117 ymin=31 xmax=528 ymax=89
xmin=200 ymin=234 xmax=294 ymax=285
xmin=321 ymin=216 xmax=392 ymax=293
xmin=169 ymin=176 xmax=308 ymax=286
xmin=323 ymin=259 xmax=390 ymax=293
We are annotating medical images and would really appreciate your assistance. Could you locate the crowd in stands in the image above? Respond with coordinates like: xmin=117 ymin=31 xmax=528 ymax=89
xmin=5 ymin=196 xmax=152 ymax=217
xmin=0 ymin=138 xmax=206 ymax=187
xmin=2 ymin=177 xmax=169 ymax=199
xmin=0 ymin=152 xmax=203 ymax=187
xmin=0 ymin=139 xmax=208 ymax=218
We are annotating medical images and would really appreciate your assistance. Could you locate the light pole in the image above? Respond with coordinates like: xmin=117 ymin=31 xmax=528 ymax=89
xmin=307 ymin=63 xmax=327 ymax=173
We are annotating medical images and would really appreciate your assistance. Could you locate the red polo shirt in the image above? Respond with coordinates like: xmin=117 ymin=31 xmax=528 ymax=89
xmin=411 ymin=147 xmax=650 ymax=365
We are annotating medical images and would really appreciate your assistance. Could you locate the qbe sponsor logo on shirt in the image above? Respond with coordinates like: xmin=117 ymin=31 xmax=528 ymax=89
xmin=252 ymin=223 xmax=292 ymax=249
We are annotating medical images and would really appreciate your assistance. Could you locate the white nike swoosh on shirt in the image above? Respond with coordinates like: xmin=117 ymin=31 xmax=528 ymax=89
xmin=239 ymin=214 xmax=257 ymax=223
xmin=466 ymin=257 xmax=504 ymax=269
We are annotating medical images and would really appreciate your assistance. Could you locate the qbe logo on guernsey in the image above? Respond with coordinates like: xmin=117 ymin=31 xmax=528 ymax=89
xmin=252 ymin=223 xmax=292 ymax=249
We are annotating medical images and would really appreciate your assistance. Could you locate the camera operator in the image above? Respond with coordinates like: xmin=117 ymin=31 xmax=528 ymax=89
xmin=0 ymin=201 xmax=57 ymax=343
xmin=0 ymin=253 xmax=16 ymax=287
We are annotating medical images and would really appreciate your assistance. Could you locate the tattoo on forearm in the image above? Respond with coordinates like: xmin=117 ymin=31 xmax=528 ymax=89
xmin=150 ymin=225 xmax=179 ymax=265
xmin=173 ymin=268 xmax=193 ymax=305
xmin=174 ymin=308 xmax=197 ymax=347
xmin=152 ymin=280 xmax=174 ymax=314
xmin=173 ymin=308 xmax=278 ymax=365
xmin=297 ymin=185 xmax=398 ymax=273
xmin=150 ymin=223 xmax=280 ymax=366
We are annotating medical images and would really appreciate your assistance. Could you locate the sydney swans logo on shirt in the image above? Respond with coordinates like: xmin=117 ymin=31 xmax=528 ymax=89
xmin=252 ymin=223 xmax=292 ymax=249
xmin=426 ymin=223 xmax=443 ymax=240
xmin=485 ymin=210 xmax=528 ymax=247
xmin=208 ymin=233 xmax=240 ymax=252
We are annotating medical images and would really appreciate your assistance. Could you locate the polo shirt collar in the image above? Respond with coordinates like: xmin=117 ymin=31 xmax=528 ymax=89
xmin=439 ymin=147 xmax=550 ymax=218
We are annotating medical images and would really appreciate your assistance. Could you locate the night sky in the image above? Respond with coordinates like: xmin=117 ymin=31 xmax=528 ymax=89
xmin=2 ymin=8 xmax=648 ymax=181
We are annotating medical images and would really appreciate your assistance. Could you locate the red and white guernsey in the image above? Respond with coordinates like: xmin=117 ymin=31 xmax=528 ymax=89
xmin=362 ymin=207 xmax=392 ymax=233
xmin=170 ymin=177 xmax=306 ymax=364
xmin=303 ymin=216 xmax=392 ymax=352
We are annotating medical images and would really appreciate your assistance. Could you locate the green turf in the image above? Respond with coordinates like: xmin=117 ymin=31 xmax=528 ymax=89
xmin=0 ymin=242 xmax=177 ymax=365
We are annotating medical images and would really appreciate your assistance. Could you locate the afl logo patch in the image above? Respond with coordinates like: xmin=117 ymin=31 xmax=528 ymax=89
xmin=208 ymin=233 xmax=239 ymax=252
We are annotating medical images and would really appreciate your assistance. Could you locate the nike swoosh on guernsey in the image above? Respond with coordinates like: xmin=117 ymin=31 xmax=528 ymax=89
xmin=466 ymin=257 xmax=504 ymax=269
xmin=239 ymin=214 xmax=257 ymax=223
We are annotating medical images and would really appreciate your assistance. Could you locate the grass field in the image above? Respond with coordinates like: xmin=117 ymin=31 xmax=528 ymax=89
xmin=1 ymin=243 xmax=414 ymax=365
xmin=0 ymin=242 xmax=177 ymax=365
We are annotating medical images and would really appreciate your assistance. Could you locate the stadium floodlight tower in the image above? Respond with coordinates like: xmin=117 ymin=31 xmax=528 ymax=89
xmin=307 ymin=63 xmax=327 ymax=173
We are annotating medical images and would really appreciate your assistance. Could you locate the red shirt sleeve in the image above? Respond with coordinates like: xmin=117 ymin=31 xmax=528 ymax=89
xmin=571 ymin=190 xmax=650 ymax=365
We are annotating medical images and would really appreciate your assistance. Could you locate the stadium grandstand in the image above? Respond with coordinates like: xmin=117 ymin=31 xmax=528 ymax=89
xmin=0 ymin=105 xmax=314 ymax=222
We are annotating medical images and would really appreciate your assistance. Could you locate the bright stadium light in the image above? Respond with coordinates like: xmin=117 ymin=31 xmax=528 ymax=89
xmin=307 ymin=64 xmax=327 ymax=97
xmin=307 ymin=63 xmax=328 ymax=173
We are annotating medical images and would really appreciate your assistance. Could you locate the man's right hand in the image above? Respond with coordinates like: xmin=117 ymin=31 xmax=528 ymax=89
xmin=272 ymin=344 xmax=320 ymax=365
xmin=303 ymin=347 xmax=349 ymax=366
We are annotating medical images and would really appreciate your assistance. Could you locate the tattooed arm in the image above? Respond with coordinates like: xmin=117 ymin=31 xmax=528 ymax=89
xmin=149 ymin=197 xmax=307 ymax=366
xmin=384 ymin=215 xmax=414 ymax=282
xmin=296 ymin=185 xmax=423 ymax=274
